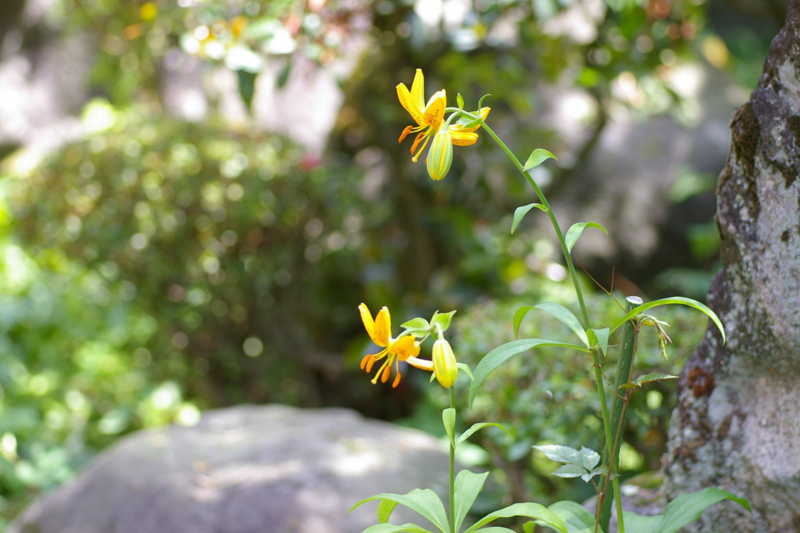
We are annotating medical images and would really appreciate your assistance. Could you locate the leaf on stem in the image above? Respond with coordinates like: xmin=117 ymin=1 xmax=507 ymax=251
xmin=523 ymin=149 xmax=557 ymax=171
xmin=442 ymin=408 xmax=456 ymax=445
xmin=587 ymin=328 xmax=609 ymax=356
xmin=457 ymin=422 xmax=509 ymax=446
xmin=547 ymin=501 xmax=601 ymax=533
xmin=513 ymin=303 xmax=588 ymax=347
xmin=465 ymin=503 xmax=567 ymax=533
xmin=401 ymin=317 xmax=430 ymax=337
xmin=349 ymin=489 xmax=450 ymax=533
xmin=469 ymin=339 xmax=591 ymax=406
xmin=511 ymin=203 xmax=547 ymax=234
xmin=453 ymin=471 xmax=490 ymax=532
xmin=609 ymin=296 xmax=726 ymax=344
xmin=622 ymin=487 xmax=750 ymax=533
xmin=619 ymin=371 xmax=678 ymax=390
xmin=564 ymin=222 xmax=608 ymax=253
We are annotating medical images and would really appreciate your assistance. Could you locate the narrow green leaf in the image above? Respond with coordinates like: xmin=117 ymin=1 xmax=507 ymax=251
xmin=659 ymin=488 xmax=750 ymax=533
xmin=609 ymin=297 xmax=725 ymax=343
xmin=469 ymin=339 xmax=591 ymax=406
xmin=548 ymin=501 xmax=599 ymax=533
xmin=523 ymin=149 xmax=558 ymax=171
xmin=565 ymin=222 xmax=608 ymax=253
xmin=349 ymin=489 xmax=450 ymax=533
xmin=535 ymin=303 xmax=588 ymax=347
xmin=513 ymin=304 xmax=588 ymax=346
xmin=587 ymin=328 xmax=609 ymax=356
xmin=456 ymin=363 xmax=474 ymax=382
xmin=378 ymin=499 xmax=399 ymax=523
xmin=453 ymin=471 xmax=490 ymax=531
xmin=465 ymin=503 xmax=568 ymax=533
xmin=457 ymin=93 xmax=465 ymax=109
xmin=620 ymin=372 xmax=678 ymax=390
xmin=402 ymin=317 xmax=430 ymax=336
xmin=474 ymin=528 xmax=516 ymax=533
xmin=511 ymin=203 xmax=547 ymax=234
xmin=442 ymin=408 xmax=456 ymax=445
xmin=363 ymin=524 xmax=436 ymax=533
xmin=457 ymin=422 xmax=509 ymax=446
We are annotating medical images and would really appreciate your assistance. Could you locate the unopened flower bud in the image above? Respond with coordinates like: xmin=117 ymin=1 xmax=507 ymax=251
xmin=432 ymin=339 xmax=458 ymax=388
xmin=426 ymin=129 xmax=453 ymax=181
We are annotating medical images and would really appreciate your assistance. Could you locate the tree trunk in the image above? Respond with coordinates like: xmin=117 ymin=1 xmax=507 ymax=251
xmin=663 ymin=2 xmax=800 ymax=531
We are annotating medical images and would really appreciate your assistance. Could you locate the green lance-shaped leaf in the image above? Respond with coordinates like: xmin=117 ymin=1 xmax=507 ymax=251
xmin=349 ymin=489 xmax=450 ymax=533
xmin=442 ymin=408 xmax=456 ymax=445
xmin=456 ymin=363 xmax=474 ymax=382
xmin=609 ymin=296 xmax=726 ymax=344
xmin=547 ymin=501 xmax=601 ymax=533
xmin=457 ymin=422 xmax=509 ymax=446
xmin=378 ymin=500 xmax=399 ymax=523
xmin=623 ymin=488 xmax=750 ymax=533
xmin=473 ymin=528 xmax=516 ymax=533
xmin=363 ymin=524 xmax=437 ymax=533
xmin=620 ymin=371 xmax=678 ymax=390
xmin=457 ymin=93 xmax=465 ymax=109
xmin=564 ymin=222 xmax=608 ymax=253
xmin=523 ymin=149 xmax=558 ymax=171
xmin=587 ymin=327 xmax=609 ymax=356
xmin=513 ymin=302 xmax=589 ymax=346
xmin=469 ymin=339 xmax=591 ymax=406
xmin=453 ymin=470 xmax=490 ymax=532
xmin=465 ymin=503 xmax=568 ymax=533
xmin=511 ymin=203 xmax=547 ymax=234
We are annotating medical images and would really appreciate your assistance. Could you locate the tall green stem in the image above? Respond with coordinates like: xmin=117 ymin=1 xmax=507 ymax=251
xmin=474 ymin=118 xmax=622 ymax=531
xmin=449 ymin=387 xmax=456 ymax=533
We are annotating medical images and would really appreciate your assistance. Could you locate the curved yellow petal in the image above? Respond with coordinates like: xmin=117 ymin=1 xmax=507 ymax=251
xmin=423 ymin=90 xmax=446 ymax=130
xmin=410 ymin=69 xmax=425 ymax=111
xmin=405 ymin=355 xmax=434 ymax=371
xmin=373 ymin=307 xmax=391 ymax=347
xmin=359 ymin=303 xmax=389 ymax=347
xmin=450 ymin=131 xmax=478 ymax=146
xmin=391 ymin=336 xmax=421 ymax=360
xmin=397 ymin=83 xmax=425 ymax=127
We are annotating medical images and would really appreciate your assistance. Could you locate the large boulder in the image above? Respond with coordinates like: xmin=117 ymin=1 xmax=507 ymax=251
xmin=10 ymin=405 xmax=451 ymax=533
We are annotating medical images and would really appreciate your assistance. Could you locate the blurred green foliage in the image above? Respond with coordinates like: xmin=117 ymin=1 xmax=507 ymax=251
xmin=0 ymin=0 xmax=778 ymax=527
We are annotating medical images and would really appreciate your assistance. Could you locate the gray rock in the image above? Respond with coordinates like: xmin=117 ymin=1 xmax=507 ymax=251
xmin=10 ymin=405 xmax=452 ymax=533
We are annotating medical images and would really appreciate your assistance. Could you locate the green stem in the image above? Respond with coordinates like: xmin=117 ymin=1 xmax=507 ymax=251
xmin=449 ymin=386 xmax=456 ymax=533
xmin=476 ymin=118 xmax=622 ymax=531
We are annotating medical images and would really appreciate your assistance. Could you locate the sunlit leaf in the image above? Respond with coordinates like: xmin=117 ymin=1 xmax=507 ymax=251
xmin=453 ymin=470 xmax=490 ymax=531
xmin=523 ymin=149 xmax=557 ymax=171
xmin=511 ymin=203 xmax=547 ymax=234
xmin=469 ymin=339 xmax=591 ymax=406
xmin=564 ymin=222 xmax=608 ymax=253
xmin=609 ymin=297 xmax=726 ymax=344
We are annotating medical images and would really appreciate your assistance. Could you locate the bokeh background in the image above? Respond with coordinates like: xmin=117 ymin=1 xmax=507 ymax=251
xmin=0 ymin=0 xmax=784 ymax=528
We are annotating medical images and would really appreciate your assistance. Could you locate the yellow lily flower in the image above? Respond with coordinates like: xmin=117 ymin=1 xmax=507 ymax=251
xmin=396 ymin=69 xmax=447 ymax=163
xmin=397 ymin=69 xmax=491 ymax=180
xmin=358 ymin=303 xmax=434 ymax=388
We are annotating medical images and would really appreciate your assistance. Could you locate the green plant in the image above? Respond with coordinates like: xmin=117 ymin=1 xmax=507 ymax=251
xmin=350 ymin=68 xmax=749 ymax=533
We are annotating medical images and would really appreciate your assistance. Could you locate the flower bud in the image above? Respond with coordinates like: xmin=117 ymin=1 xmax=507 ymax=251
xmin=426 ymin=129 xmax=453 ymax=181
xmin=432 ymin=339 xmax=458 ymax=388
